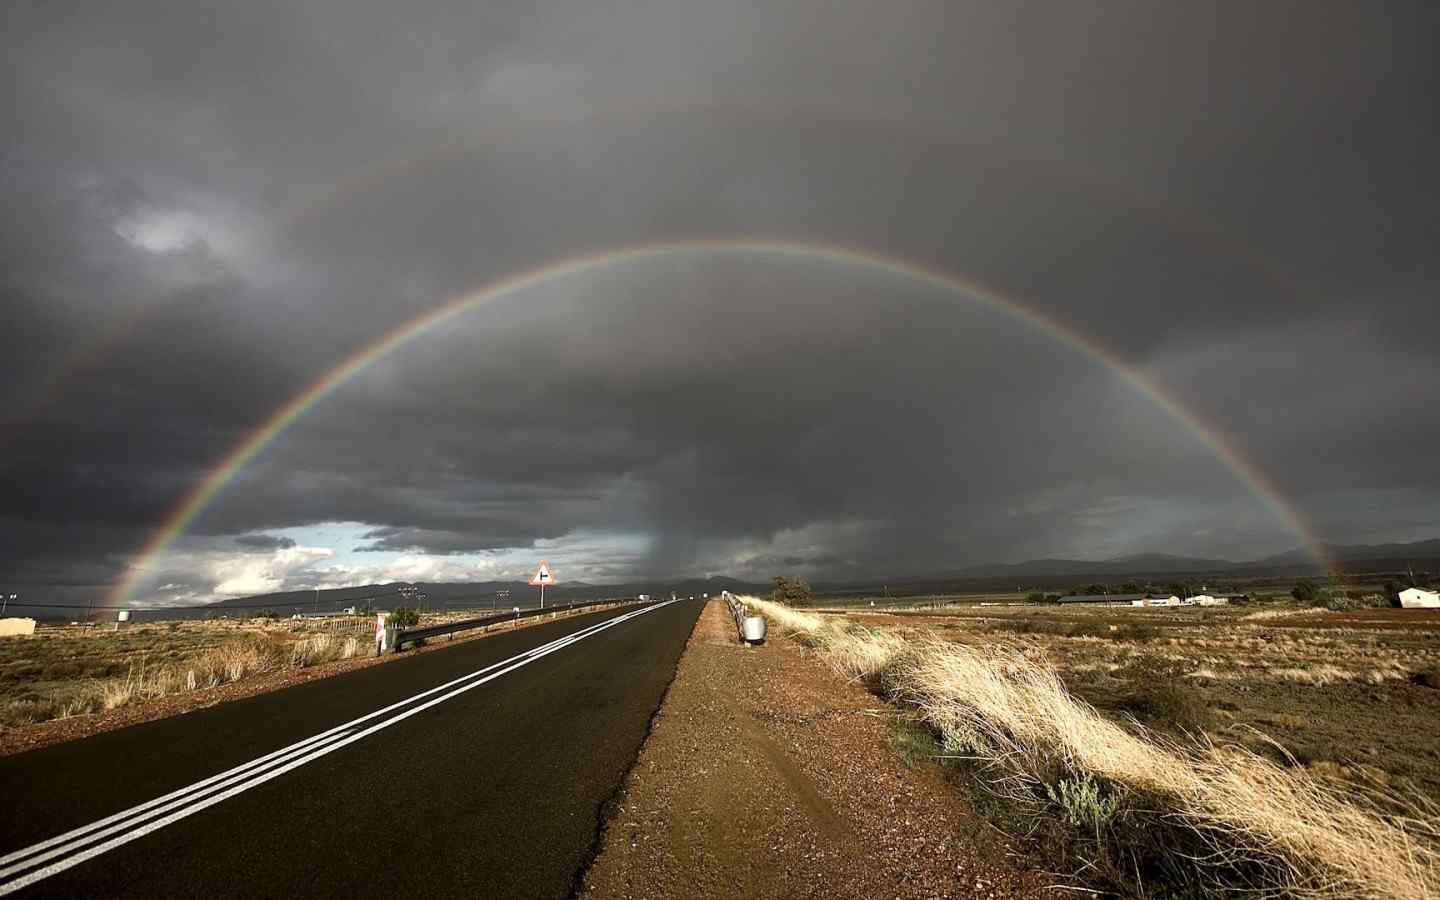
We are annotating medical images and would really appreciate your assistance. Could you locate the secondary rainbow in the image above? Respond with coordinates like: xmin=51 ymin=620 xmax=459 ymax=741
xmin=108 ymin=238 xmax=1329 ymax=606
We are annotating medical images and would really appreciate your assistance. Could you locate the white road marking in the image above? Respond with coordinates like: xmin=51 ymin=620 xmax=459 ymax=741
xmin=0 ymin=601 xmax=676 ymax=895
xmin=1 ymin=621 xmax=594 ymax=868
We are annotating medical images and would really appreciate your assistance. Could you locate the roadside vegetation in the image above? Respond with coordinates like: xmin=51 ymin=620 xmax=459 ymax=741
xmin=744 ymin=595 xmax=1440 ymax=900
xmin=0 ymin=619 xmax=373 ymax=729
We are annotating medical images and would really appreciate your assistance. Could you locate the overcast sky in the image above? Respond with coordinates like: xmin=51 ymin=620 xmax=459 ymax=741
xmin=3 ymin=1 xmax=1436 ymax=606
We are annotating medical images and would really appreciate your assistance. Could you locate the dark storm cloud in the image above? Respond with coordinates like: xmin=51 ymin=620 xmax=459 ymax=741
xmin=2 ymin=1 xmax=1436 ymax=601
xmin=234 ymin=534 xmax=296 ymax=551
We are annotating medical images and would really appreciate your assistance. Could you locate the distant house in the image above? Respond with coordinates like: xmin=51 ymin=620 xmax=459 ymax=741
xmin=1399 ymin=588 xmax=1440 ymax=609
xmin=1193 ymin=593 xmax=1247 ymax=606
xmin=0 ymin=617 xmax=37 ymax=638
xmin=1062 ymin=592 xmax=1244 ymax=608
xmin=1060 ymin=594 xmax=1145 ymax=605
xmin=1128 ymin=595 xmax=1180 ymax=606
xmin=1190 ymin=594 xmax=1229 ymax=606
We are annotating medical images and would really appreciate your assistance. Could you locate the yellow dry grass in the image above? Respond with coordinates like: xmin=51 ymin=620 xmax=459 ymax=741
xmin=29 ymin=633 xmax=369 ymax=721
xmin=743 ymin=596 xmax=1440 ymax=900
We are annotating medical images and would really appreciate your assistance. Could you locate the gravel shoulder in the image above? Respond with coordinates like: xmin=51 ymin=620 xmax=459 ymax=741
xmin=582 ymin=600 xmax=1054 ymax=899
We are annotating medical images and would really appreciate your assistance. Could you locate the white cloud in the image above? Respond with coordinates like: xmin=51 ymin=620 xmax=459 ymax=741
xmin=116 ymin=211 xmax=201 ymax=254
xmin=302 ymin=554 xmax=507 ymax=590
xmin=210 ymin=545 xmax=334 ymax=596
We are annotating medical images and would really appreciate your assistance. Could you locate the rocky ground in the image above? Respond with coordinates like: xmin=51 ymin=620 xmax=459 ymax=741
xmin=582 ymin=600 xmax=1054 ymax=899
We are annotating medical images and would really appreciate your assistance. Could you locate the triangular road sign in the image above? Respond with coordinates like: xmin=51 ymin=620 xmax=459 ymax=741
xmin=528 ymin=560 xmax=555 ymax=586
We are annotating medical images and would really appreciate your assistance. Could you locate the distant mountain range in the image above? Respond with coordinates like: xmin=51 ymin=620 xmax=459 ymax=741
xmin=1251 ymin=538 xmax=1440 ymax=566
xmin=915 ymin=535 xmax=1440 ymax=578
xmin=207 ymin=576 xmax=757 ymax=613
xmin=203 ymin=538 xmax=1439 ymax=611
xmin=923 ymin=538 xmax=1440 ymax=579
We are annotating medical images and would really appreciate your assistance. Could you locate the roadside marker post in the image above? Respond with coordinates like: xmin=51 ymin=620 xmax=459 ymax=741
xmin=375 ymin=613 xmax=395 ymax=655
xmin=528 ymin=560 xmax=555 ymax=609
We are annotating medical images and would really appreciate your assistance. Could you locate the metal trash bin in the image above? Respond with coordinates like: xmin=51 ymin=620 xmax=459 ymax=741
xmin=742 ymin=615 xmax=767 ymax=644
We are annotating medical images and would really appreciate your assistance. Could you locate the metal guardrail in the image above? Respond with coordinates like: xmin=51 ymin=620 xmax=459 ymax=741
xmin=722 ymin=591 xmax=767 ymax=645
xmin=392 ymin=598 xmax=650 ymax=652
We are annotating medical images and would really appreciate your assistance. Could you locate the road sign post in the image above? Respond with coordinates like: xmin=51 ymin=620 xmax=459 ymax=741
xmin=528 ymin=561 xmax=556 ymax=609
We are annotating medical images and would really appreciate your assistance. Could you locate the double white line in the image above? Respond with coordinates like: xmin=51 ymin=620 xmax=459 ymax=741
xmin=0 ymin=600 xmax=676 ymax=896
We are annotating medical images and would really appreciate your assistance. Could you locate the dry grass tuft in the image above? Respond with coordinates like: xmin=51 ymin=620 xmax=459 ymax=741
xmin=3 ymin=632 xmax=372 ymax=725
xmin=741 ymin=596 xmax=1440 ymax=900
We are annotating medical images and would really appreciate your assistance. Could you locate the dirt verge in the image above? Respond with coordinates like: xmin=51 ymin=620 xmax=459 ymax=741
xmin=581 ymin=600 xmax=1054 ymax=899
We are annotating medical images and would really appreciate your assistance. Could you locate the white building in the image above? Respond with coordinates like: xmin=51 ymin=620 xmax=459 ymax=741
xmin=0 ymin=618 xmax=37 ymax=638
xmin=1399 ymin=588 xmax=1440 ymax=609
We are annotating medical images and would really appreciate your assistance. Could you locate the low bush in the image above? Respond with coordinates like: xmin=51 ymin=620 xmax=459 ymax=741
xmin=1322 ymin=590 xmax=1388 ymax=612
xmin=0 ymin=697 xmax=61 ymax=727
xmin=388 ymin=607 xmax=420 ymax=628
xmin=1112 ymin=623 xmax=1160 ymax=642
xmin=1119 ymin=682 xmax=1210 ymax=733
xmin=1066 ymin=622 xmax=1110 ymax=639
xmin=886 ymin=717 xmax=942 ymax=768
xmin=1045 ymin=773 xmax=1119 ymax=834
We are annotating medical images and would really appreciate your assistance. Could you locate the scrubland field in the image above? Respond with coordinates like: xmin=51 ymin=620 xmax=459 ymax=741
xmin=0 ymin=616 xmax=379 ymax=729
xmin=836 ymin=600 xmax=1440 ymax=798
xmin=749 ymin=595 xmax=1440 ymax=900
xmin=0 ymin=603 xmax=603 ymax=736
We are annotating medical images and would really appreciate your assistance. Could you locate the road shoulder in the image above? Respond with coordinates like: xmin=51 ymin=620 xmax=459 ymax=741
xmin=582 ymin=600 xmax=1053 ymax=899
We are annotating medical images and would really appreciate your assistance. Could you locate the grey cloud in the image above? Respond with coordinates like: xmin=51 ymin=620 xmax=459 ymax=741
xmin=2 ymin=1 xmax=1435 ymax=604
xmin=234 ymin=534 xmax=297 ymax=550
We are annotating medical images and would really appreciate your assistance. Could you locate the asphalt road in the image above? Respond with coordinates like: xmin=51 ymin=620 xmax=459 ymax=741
xmin=0 ymin=599 xmax=702 ymax=898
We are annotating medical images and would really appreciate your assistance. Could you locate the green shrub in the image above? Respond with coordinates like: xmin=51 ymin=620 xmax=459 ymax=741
xmin=1291 ymin=581 xmax=1319 ymax=603
xmin=770 ymin=575 xmax=813 ymax=606
xmin=1321 ymin=590 xmax=1387 ymax=612
xmin=1121 ymin=682 xmax=1210 ymax=733
xmin=1113 ymin=623 xmax=1160 ymax=642
xmin=388 ymin=607 xmax=420 ymax=628
xmin=1046 ymin=774 xmax=1120 ymax=835
xmin=886 ymin=717 xmax=943 ymax=768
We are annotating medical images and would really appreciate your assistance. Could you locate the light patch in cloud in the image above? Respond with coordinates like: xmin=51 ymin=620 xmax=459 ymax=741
xmin=116 ymin=211 xmax=203 ymax=254
xmin=211 ymin=545 xmax=335 ymax=597
xmin=122 ymin=523 xmax=654 ymax=603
